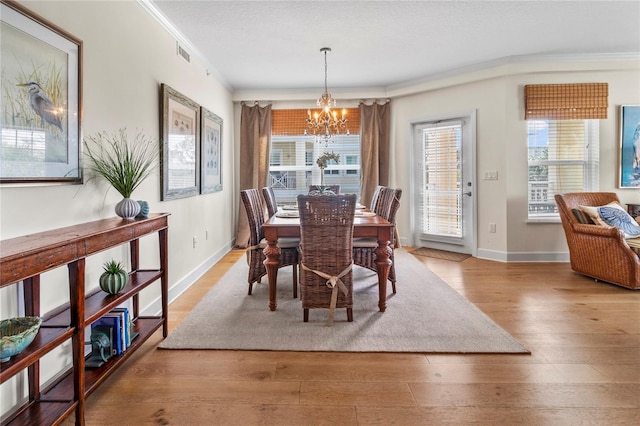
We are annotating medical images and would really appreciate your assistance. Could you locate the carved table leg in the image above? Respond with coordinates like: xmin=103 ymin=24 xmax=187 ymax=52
xmin=374 ymin=240 xmax=393 ymax=312
xmin=263 ymin=239 xmax=281 ymax=311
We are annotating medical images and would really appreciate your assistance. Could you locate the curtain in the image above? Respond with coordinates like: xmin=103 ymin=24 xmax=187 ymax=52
xmin=359 ymin=101 xmax=391 ymax=207
xmin=234 ymin=103 xmax=272 ymax=248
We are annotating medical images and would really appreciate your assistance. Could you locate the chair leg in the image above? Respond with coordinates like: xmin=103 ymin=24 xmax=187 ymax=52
xmin=347 ymin=308 xmax=353 ymax=322
xmin=303 ymin=308 xmax=309 ymax=322
xmin=292 ymin=263 xmax=298 ymax=298
xmin=248 ymin=282 xmax=253 ymax=295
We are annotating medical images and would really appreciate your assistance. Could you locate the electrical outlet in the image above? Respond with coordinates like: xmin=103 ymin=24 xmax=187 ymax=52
xmin=489 ymin=223 xmax=496 ymax=233
xmin=483 ymin=171 xmax=498 ymax=180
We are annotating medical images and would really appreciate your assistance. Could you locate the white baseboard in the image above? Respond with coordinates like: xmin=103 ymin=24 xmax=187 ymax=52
xmin=477 ymin=248 xmax=569 ymax=263
xmin=141 ymin=241 xmax=235 ymax=317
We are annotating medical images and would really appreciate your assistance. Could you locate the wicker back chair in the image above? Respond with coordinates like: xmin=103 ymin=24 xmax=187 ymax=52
xmin=261 ymin=186 xmax=279 ymax=218
xmin=240 ymin=189 xmax=300 ymax=297
xmin=353 ymin=187 xmax=402 ymax=293
xmin=555 ymin=192 xmax=639 ymax=289
xmin=369 ymin=185 xmax=384 ymax=211
xmin=308 ymin=184 xmax=341 ymax=195
xmin=298 ymin=193 xmax=357 ymax=324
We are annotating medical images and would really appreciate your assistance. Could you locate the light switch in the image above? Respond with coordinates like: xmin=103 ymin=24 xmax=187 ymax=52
xmin=483 ymin=171 xmax=498 ymax=180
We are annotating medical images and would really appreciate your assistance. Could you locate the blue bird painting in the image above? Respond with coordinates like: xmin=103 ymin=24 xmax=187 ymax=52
xmin=17 ymin=81 xmax=63 ymax=131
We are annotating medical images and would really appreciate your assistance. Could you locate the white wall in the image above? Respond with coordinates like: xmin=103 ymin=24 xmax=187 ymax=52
xmin=1 ymin=0 xmax=235 ymax=415
xmin=391 ymin=59 xmax=640 ymax=261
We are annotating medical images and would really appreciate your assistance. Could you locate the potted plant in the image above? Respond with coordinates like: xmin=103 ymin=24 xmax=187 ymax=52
xmin=83 ymin=128 xmax=158 ymax=219
xmin=99 ymin=260 xmax=128 ymax=295
xmin=315 ymin=151 xmax=340 ymax=191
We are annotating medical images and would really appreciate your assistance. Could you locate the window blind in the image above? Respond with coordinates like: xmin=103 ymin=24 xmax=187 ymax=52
xmin=272 ymin=108 xmax=360 ymax=135
xmin=527 ymin=119 xmax=599 ymax=216
xmin=524 ymin=83 xmax=608 ymax=120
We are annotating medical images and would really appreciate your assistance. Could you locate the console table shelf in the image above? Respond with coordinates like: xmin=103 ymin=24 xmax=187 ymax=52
xmin=0 ymin=214 xmax=170 ymax=426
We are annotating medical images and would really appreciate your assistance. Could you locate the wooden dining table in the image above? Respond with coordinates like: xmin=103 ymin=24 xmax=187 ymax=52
xmin=262 ymin=211 xmax=394 ymax=312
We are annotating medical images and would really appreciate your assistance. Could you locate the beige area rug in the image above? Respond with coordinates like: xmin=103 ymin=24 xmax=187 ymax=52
xmin=410 ymin=247 xmax=472 ymax=262
xmin=159 ymin=249 xmax=528 ymax=353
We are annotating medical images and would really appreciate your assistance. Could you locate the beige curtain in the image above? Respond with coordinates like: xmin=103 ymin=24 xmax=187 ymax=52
xmin=360 ymin=101 xmax=391 ymax=207
xmin=234 ymin=103 xmax=272 ymax=248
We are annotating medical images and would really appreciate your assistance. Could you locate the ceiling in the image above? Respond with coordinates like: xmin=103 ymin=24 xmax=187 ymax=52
xmin=147 ymin=1 xmax=640 ymax=94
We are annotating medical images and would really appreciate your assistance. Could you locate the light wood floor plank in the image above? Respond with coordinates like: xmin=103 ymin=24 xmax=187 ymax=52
xmin=60 ymin=248 xmax=639 ymax=425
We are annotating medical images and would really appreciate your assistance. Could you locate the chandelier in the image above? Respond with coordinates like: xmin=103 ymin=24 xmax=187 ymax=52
xmin=305 ymin=47 xmax=348 ymax=144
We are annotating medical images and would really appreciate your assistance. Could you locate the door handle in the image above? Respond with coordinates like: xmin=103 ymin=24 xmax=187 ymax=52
xmin=463 ymin=191 xmax=472 ymax=196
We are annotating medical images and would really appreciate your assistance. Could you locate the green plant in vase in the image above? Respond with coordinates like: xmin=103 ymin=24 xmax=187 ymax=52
xmin=315 ymin=151 xmax=340 ymax=192
xmin=99 ymin=260 xmax=128 ymax=295
xmin=83 ymin=128 xmax=158 ymax=219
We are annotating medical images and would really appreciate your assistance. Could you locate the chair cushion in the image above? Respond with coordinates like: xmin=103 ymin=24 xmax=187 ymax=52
xmin=579 ymin=202 xmax=640 ymax=238
xmin=352 ymin=238 xmax=379 ymax=248
xmin=259 ymin=237 xmax=300 ymax=249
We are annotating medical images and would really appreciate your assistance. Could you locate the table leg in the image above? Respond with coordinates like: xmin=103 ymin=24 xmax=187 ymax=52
xmin=374 ymin=240 xmax=393 ymax=312
xmin=263 ymin=239 xmax=281 ymax=311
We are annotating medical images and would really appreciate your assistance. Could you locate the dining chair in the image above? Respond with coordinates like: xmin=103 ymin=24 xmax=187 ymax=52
xmin=261 ymin=186 xmax=279 ymax=218
xmin=369 ymin=185 xmax=384 ymax=211
xmin=308 ymin=184 xmax=340 ymax=195
xmin=240 ymin=189 xmax=299 ymax=297
xmin=297 ymin=193 xmax=357 ymax=325
xmin=352 ymin=187 xmax=402 ymax=293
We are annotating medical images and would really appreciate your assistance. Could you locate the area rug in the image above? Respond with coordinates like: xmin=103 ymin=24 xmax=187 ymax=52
xmin=159 ymin=249 xmax=528 ymax=353
xmin=410 ymin=247 xmax=471 ymax=262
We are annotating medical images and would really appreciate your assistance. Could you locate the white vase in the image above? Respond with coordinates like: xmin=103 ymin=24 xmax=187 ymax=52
xmin=115 ymin=197 xmax=141 ymax=220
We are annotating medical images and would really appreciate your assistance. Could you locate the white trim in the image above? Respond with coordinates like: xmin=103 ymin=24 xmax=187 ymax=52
xmin=141 ymin=241 xmax=235 ymax=317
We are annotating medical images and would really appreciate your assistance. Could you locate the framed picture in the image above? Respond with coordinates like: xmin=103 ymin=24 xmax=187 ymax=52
xmin=0 ymin=0 xmax=82 ymax=183
xmin=160 ymin=83 xmax=200 ymax=200
xmin=619 ymin=105 xmax=640 ymax=188
xmin=200 ymin=107 xmax=223 ymax=194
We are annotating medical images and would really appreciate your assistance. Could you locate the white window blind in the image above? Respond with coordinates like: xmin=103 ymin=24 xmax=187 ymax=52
xmin=527 ymin=119 xmax=599 ymax=218
xmin=417 ymin=120 xmax=463 ymax=239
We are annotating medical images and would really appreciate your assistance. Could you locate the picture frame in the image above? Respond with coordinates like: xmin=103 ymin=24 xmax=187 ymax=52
xmin=160 ymin=83 xmax=200 ymax=200
xmin=200 ymin=107 xmax=223 ymax=194
xmin=618 ymin=105 xmax=640 ymax=188
xmin=0 ymin=0 xmax=82 ymax=183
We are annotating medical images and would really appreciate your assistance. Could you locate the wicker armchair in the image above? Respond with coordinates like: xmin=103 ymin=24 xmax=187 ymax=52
xmin=298 ymin=194 xmax=357 ymax=324
xmin=261 ymin=186 xmax=279 ymax=218
xmin=555 ymin=192 xmax=640 ymax=290
xmin=353 ymin=187 xmax=402 ymax=293
xmin=240 ymin=189 xmax=300 ymax=297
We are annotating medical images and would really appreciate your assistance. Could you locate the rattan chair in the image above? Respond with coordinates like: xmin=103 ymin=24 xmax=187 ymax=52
xmin=353 ymin=187 xmax=402 ymax=293
xmin=555 ymin=192 xmax=639 ymax=290
xmin=308 ymin=184 xmax=340 ymax=195
xmin=298 ymin=193 xmax=357 ymax=324
xmin=369 ymin=185 xmax=384 ymax=211
xmin=261 ymin=186 xmax=279 ymax=218
xmin=240 ymin=189 xmax=300 ymax=297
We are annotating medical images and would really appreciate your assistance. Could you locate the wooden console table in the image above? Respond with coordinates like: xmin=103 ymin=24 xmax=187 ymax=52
xmin=0 ymin=214 xmax=169 ymax=426
xmin=627 ymin=203 xmax=640 ymax=219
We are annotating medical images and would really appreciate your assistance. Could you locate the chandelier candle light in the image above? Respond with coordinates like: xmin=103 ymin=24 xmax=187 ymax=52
xmin=305 ymin=47 xmax=348 ymax=145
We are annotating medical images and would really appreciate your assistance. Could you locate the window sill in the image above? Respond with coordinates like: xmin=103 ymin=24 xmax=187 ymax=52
xmin=526 ymin=217 xmax=561 ymax=224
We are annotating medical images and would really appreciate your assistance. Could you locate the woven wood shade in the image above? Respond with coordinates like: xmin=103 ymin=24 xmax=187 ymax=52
xmin=524 ymin=83 xmax=608 ymax=120
xmin=272 ymin=108 xmax=360 ymax=135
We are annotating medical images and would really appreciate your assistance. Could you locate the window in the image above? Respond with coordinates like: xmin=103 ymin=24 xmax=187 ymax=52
xmin=269 ymin=108 xmax=361 ymax=205
xmin=527 ymin=119 xmax=599 ymax=219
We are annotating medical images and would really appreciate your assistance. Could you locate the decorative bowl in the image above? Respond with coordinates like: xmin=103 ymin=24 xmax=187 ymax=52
xmin=0 ymin=316 xmax=42 ymax=362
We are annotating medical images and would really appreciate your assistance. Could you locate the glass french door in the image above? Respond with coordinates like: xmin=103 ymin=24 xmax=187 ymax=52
xmin=412 ymin=114 xmax=475 ymax=254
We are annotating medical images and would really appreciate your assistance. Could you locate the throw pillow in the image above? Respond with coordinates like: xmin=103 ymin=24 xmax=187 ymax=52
xmin=597 ymin=204 xmax=640 ymax=238
xmin=579 ymin=202 xmax=640 ymax=238
xmin=571 ymin=208 xmax=594 ymax=224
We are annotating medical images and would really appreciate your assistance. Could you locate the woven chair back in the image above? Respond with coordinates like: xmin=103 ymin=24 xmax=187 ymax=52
xmin=261 ymin=186 xmax=278 ymax=218
xmin=297 ymin=194 xmax=357 ymax=311
xmin=240 ymin=189 xmax=266 ymax=247
xmin=369 ymin=185 xmax=384 ymax=211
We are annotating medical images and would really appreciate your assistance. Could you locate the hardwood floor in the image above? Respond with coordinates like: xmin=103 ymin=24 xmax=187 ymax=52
xmin=65 ymin=249 xmax=639 ymax=425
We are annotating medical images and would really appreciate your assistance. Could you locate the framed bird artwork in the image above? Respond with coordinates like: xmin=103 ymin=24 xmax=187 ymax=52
xmin=0 ymin=0 xmax=82 ymax=183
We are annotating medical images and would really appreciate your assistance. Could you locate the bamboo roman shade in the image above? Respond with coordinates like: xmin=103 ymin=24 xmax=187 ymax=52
xmin=272 ymin=108 xmax=360 ymax=135
xmin=524 ymin=83 xmax=608 ymax=120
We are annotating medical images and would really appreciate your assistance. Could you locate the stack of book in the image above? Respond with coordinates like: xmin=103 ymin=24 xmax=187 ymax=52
xmin=91 ymin=307 xmax=138 ymax=356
